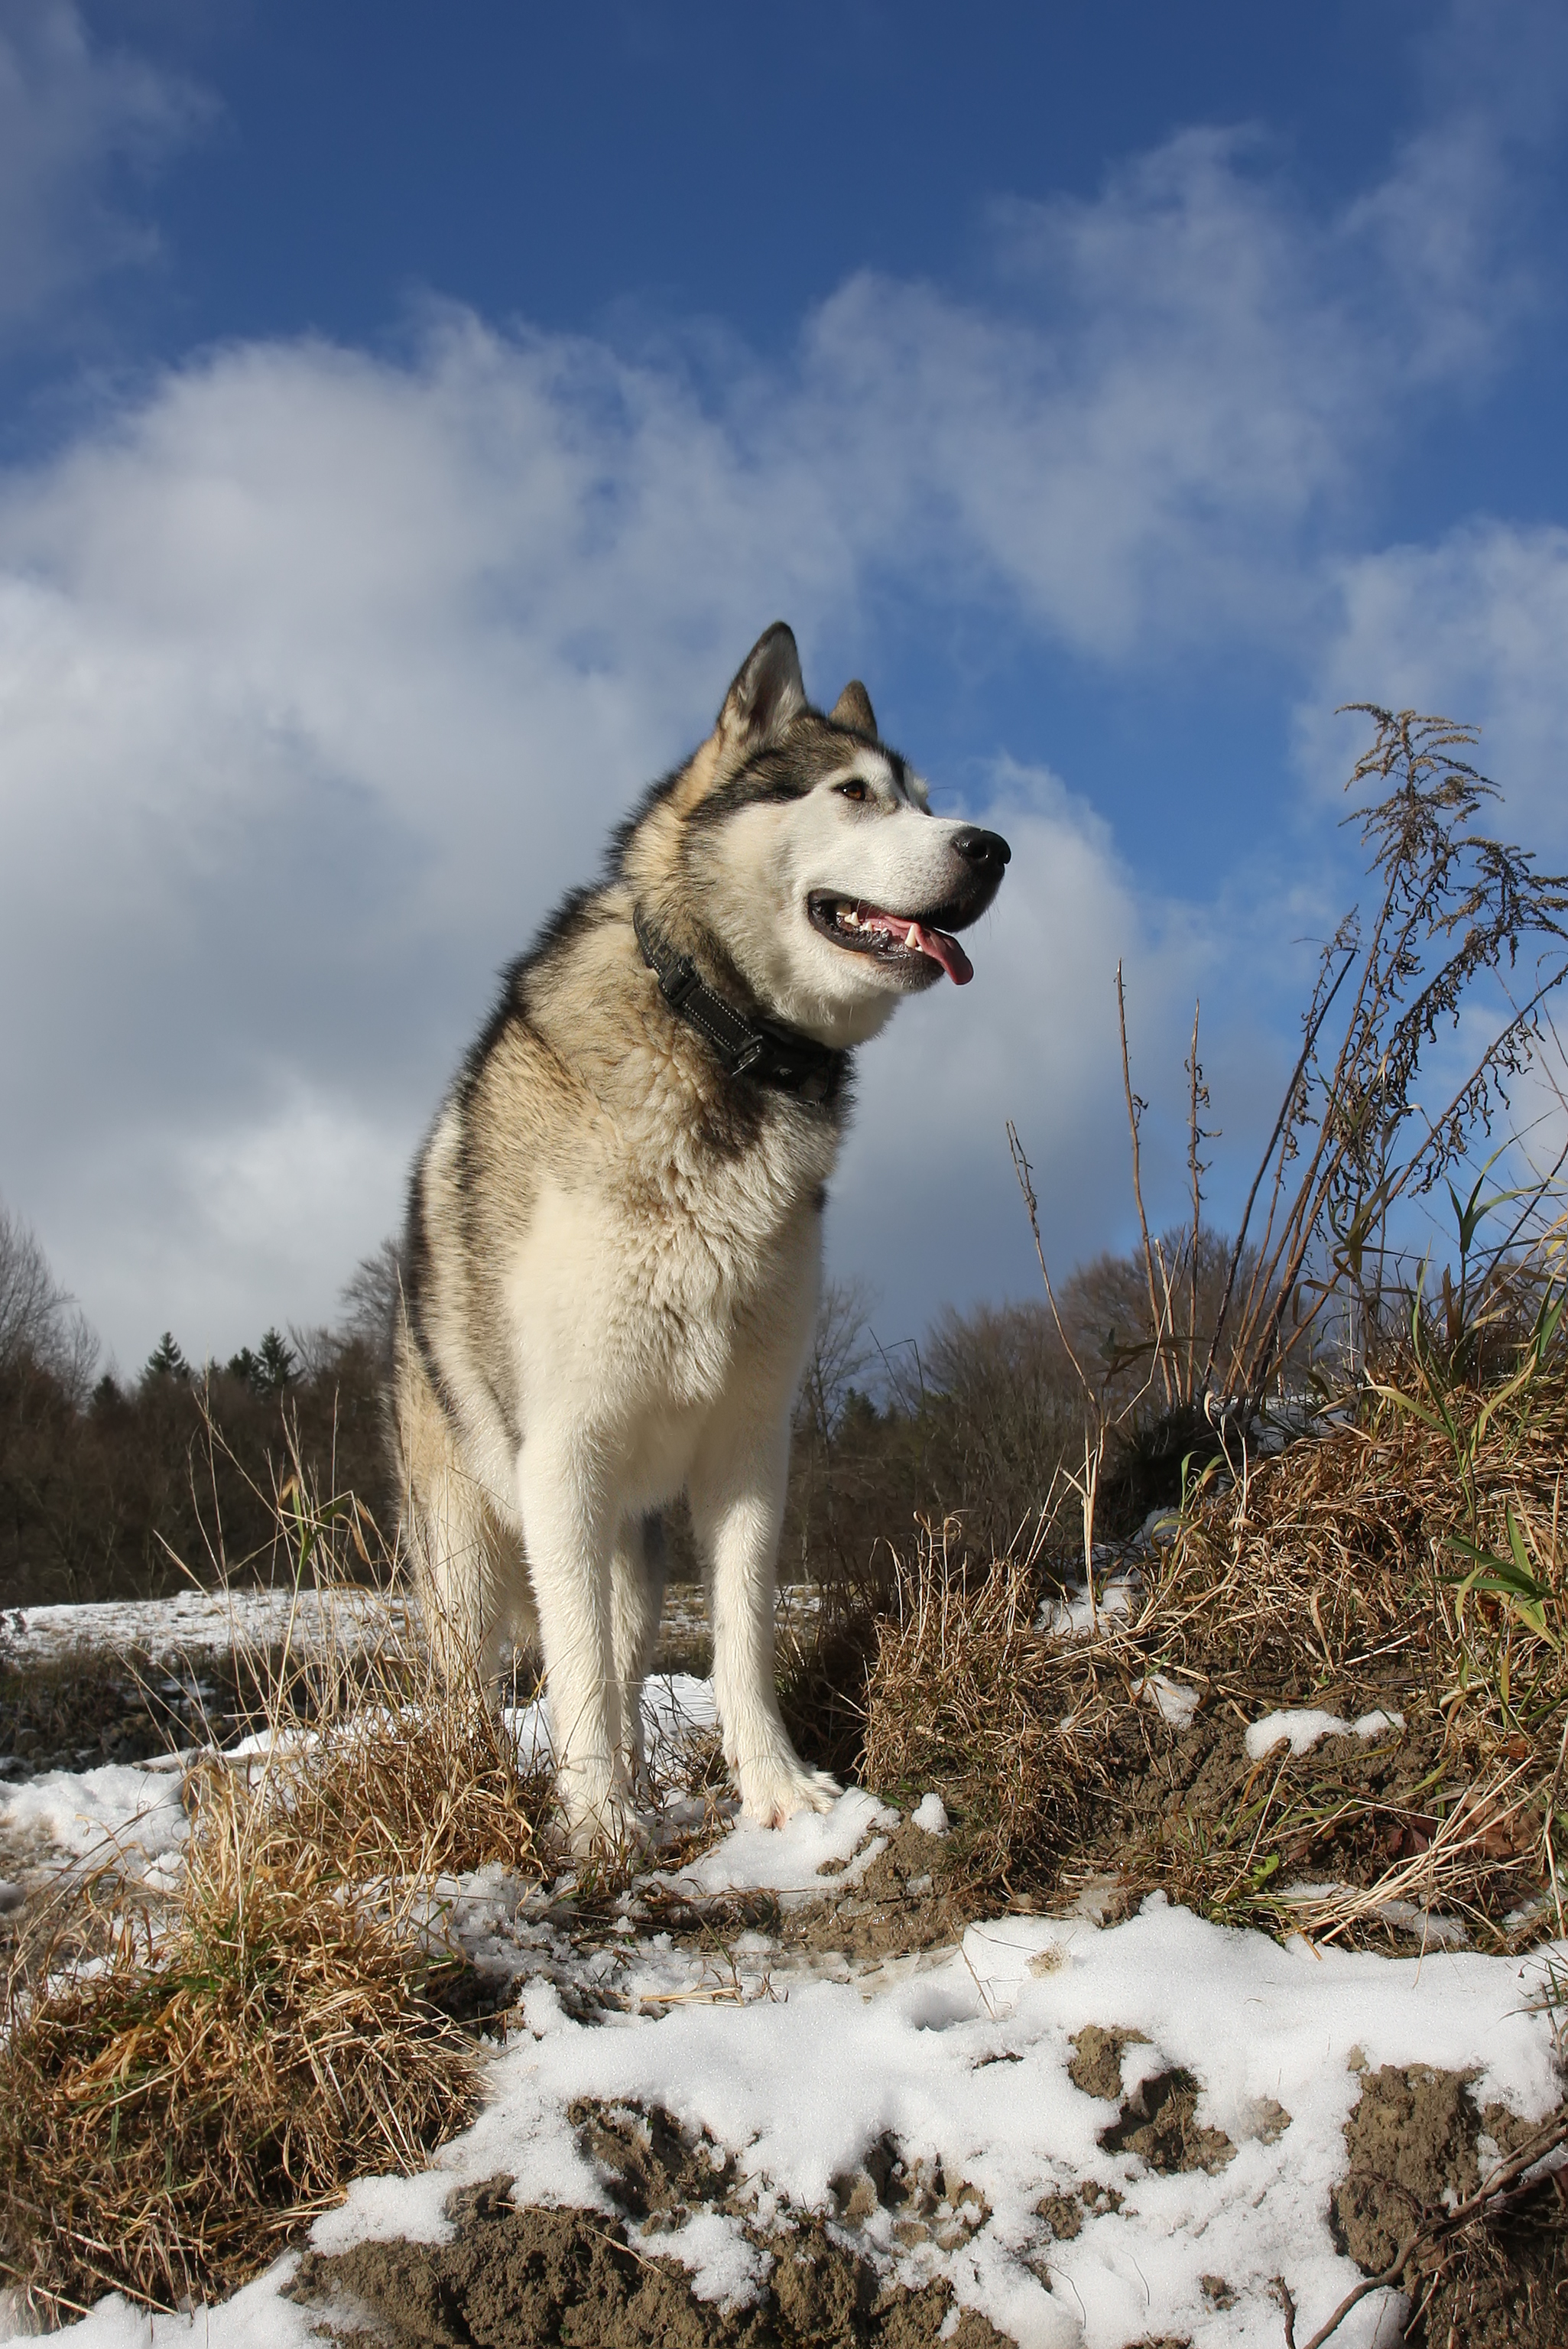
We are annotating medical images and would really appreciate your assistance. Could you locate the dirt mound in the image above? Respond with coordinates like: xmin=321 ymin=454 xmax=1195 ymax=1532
xmin=291 ymin=2177 xmax=1014 ymax=2349
xmin=1333 ymin=2065 xmax=1481 ymax=2273
xmin=1099 ymin=2066 xmax=1235 ymax=2175
xmin=1332 ymin=2065 xmax=1568 ymax=2347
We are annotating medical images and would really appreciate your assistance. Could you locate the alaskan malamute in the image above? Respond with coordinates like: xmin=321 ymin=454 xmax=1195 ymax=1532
xmin=394 ymin=623 xmax=1009 ymax=1847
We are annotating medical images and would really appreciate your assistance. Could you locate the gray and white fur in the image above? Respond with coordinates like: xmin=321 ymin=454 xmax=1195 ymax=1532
xmin=394 ymin=623 xmax=1009 ymax=1848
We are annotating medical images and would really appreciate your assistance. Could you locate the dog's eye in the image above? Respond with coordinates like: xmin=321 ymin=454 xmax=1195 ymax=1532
xmin=836 ymin=779 xmax=868 ymax=803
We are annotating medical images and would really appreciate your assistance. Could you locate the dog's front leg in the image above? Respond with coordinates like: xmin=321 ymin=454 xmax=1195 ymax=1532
xmin=689 ymin=1424 xmax=839 ymax=1830
xmin=515 ymin=1439 xmax=631 ymax=1854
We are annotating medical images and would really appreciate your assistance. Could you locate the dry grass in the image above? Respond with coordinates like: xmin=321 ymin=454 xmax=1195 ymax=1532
xmin=861 ymin=1538 xmax=1120 ymax=1922
xmin=860 ymin=1298 xmax=1568 ymax=1950
xmin=0 ymin=1473 xmax=556 ymax=2325
xmin=0 ymin=1766 xmax=480 ymax=2324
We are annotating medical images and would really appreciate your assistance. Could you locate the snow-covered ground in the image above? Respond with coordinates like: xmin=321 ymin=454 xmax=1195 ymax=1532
xmin=2 ymin=1578 xmax=737 ymax=1662
xmin=2 ymin=1584 xmax=415 ymax=1665
xmin=3 ymin=1602 xmax=1565 ymax=2349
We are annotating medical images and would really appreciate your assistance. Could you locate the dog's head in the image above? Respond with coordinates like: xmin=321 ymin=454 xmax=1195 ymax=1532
xmin=633 ymin=623 xmax=1010 ymax=1048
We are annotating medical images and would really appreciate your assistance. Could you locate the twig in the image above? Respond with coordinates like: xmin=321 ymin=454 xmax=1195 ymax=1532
xmin=1117 ymin=963 xmax=1174 ymax=1408
xmin=1281 ymin=2104 xmax=1568 ymax=2348
xmin=1187 ymin=999 xmax=1204 ymax=1404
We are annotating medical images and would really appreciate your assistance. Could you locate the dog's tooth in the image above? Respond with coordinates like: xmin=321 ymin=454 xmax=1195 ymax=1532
xmin=905 ymin=924 xmax=920 ymax=949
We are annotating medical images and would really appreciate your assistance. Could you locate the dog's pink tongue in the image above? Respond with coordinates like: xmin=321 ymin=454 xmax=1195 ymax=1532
xmin=910 ymin=922 xmax=974 ymax=985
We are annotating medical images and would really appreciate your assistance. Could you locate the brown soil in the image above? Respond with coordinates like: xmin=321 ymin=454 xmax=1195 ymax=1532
xmin=1332 ymin=2065 xmax=1568 ymax=2347
xmin=1079 ymin=1706 xmax=1476 ymax=1919
xmin=291 ymin=2176 xmax=1013 ymax=2349
xmin=781 ymin=1817 xmax=966 ymax=1961
xmin=1408 ymin=2171 xmax=1568 ymax=2346
xmin=1063 ymin=2025 xmax=1238 ymax=2176
xmin=1066 ymin=2024 xmax=1148 ymax=2102
xmin=1333 ymin=2065 xmax=1483 ymax=2273
xmin=1099 ymin=2066 xmax=1235 ymax=2175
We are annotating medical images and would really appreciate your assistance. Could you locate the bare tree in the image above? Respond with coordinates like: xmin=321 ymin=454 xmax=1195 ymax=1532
xmin=339 ymin=1236 xmax=407 ymax=1359
xmin=795 ymin=1276 xmax=878 ymax=1450
xmin=0 ymin=1198 xmax=98 ymax=1402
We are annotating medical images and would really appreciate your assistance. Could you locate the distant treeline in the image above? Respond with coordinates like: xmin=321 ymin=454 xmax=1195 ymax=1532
xmin=0 ymin=1210 xmax=398 ymax=1607
xmin=1 ymin=1196 xmax=1254 ymax=1610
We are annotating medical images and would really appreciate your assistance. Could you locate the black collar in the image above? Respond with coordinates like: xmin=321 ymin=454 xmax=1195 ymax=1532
xmin=633 ymin=905 xmax=848 ymax=1106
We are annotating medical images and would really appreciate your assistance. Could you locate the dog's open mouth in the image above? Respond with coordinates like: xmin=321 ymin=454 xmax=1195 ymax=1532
xmin=807 ymin=892 xmax=974 ymax=985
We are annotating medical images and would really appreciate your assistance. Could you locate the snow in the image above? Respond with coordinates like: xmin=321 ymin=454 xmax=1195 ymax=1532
xmin=299 ymin=1893 xmax=1561 ymax=2349
xmin=913 ymin=1792 xmax=950 ymax=1834
xmin=1037 ymin=1576 xmax=1140 ymax=1638
xmin=0 ymin=1758 xmax=187 ymax=1876
xmin=2 ymin=1585 xmax=411 ymax=1665
xmin=656 ymin=1785 xmax=898 ymax=1899
xmin=504 ymin=1670 xmax=717 ymax=1772
xmin=1139 ymin=1673 xmax=1200 ymax=1727
xmin=1245 ymin=1707 xmax=1405 ymax=1760
xmin=5 ymin=1597 xmax=1565 ymax=2349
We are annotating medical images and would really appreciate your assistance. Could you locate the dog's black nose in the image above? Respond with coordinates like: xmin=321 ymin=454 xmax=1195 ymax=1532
xmin=952 ymin=826 xmax=1011 ymax=871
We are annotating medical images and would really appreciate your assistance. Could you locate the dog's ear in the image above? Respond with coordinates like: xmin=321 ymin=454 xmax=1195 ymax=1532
xmin=716 ymin=622 xmax=807 ymax=759
xmin=829 ymin=680 xmax=877 ymax=737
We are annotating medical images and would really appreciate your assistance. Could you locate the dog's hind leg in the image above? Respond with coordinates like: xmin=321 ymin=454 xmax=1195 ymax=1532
xmin=611 ymin=1511 xmax=666 ymax=1794
xmin=394 ymin=1324 xmax=510 ymax=1688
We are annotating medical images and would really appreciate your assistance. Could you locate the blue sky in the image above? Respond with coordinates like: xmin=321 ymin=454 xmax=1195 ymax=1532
xmin=2 ymin=0 xmax=1567 ymax=1370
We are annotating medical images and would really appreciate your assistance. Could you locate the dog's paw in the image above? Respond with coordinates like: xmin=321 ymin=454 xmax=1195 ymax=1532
xmin=555 ymin=1766 xmax=648 ymax=1863
xmin=739 ymin=1756 xmax=842 ymax=1832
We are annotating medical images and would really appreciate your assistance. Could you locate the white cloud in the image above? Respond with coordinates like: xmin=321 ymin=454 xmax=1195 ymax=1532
xmin=1307 ymin=521 xmax=1568 ymax=856
xmin=53 ymin=1084 xmax=411 ymax=1380
xmin=0 ymin=0 xmax=206 ymax=337
xmin=0 ymin=57 xmax=1551 ymax=1361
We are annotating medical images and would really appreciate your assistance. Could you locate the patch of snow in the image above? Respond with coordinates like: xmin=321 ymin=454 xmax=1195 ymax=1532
xmin=654 ymin=2207 xmax=771 ymax=2309
xmin=1375 ymin=1899 xmax=1469 ymax=1949
xmin=1037 ymin=1574 xmax=1140 ymax=1638
xmin=11 ymin=2260 xmax=322 ymax=2348
xmin=503 ymin=1673 xmax=716 ymax=1775
xmin=657 ymin=1786 xmax=898 ymax=1901
xmin=1139 ymin=1674 xmax=1200 ymax=1728
xmin=1245 ymin=1706 xmax=1404 ymax=1760
xmin=642 ymin=1672 xmax=720 ymax=1746
xmin=293 ymin=1893 xmax=1563 ymax=2349
xmin=0 ymin=1759 xmax=187 ymax=1876
xmin=222 ymin=1725 xmax=320 ymax=1762
xmin=2 ymin=1587 xmax=411 ymax=1667
xmin=913 ymin=1792 xmax=950 ymax=1835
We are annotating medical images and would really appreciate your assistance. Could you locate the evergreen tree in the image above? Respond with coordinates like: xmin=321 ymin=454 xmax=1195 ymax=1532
xmin=143 ymin=1331 xmax=190 ymax=1382
xmin=256 ymin=1327 xmax=296 ymax=1393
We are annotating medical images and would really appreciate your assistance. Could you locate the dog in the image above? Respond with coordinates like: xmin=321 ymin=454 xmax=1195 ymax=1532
xmin=393 ymin=622 xmax=1009 ymax=1848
